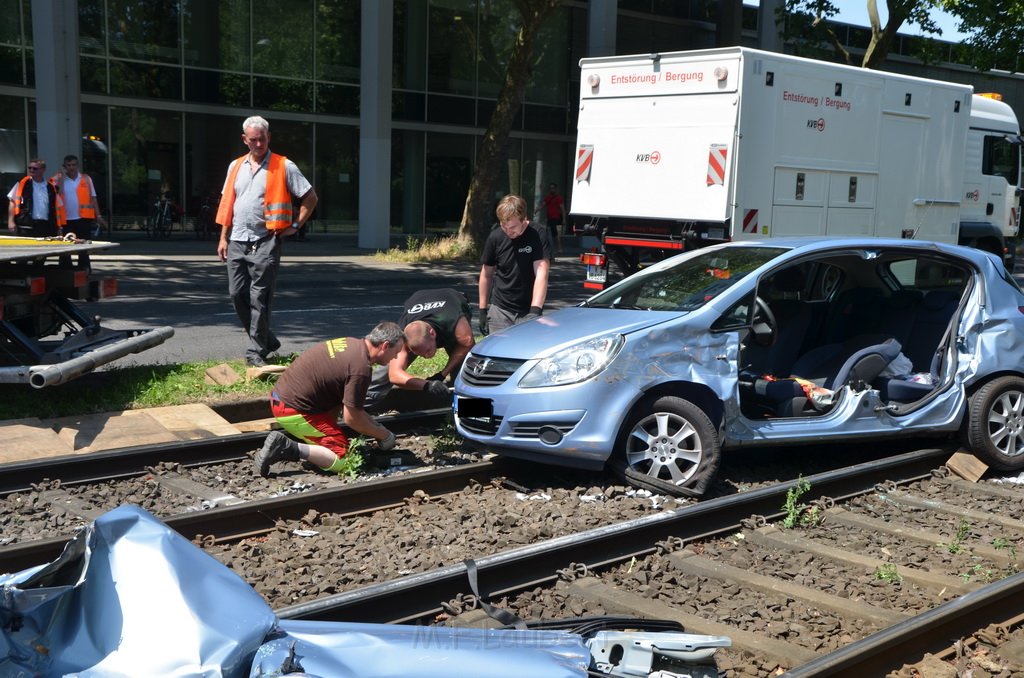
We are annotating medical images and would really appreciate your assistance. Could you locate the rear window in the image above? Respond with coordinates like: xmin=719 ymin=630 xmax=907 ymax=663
xmin=886 ymin=258 xmax=968 ymax=292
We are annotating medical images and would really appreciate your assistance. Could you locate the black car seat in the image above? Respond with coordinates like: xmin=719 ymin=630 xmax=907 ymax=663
xmin=757 ymin=335 xmax=902 ymax=416
xmin=760 ymin=266 xmax=812 ymax=376
xmin=875 ymin=289 xmax=961 ymax=403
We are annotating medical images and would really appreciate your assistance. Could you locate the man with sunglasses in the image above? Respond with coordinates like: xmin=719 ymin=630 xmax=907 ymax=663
xmin=7 ymin=159 xmax=60 ymax=237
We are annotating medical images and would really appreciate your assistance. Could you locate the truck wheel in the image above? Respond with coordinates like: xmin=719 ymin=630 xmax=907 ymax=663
xmin=964 ymin=376 xmax=1024 ymax=471
xmin=612 ymin=396 xmax=721 ymax=497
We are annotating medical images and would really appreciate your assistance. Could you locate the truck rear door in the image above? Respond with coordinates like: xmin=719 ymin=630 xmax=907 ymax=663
xmin=572 ymin=54 xmax=740 ymax=226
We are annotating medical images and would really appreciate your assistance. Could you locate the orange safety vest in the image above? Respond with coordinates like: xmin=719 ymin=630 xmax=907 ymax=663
xmin=215 ymin=152 xmax=293 ymax=231
xmin=14 ymin=176 xmax=63 ymax=227
xmin=51 ymin=174 xmax=97 ymax=223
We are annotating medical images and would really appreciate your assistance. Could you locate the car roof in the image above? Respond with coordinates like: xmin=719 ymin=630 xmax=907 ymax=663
xmin=726 ymin=237 xmax=993 ymax=266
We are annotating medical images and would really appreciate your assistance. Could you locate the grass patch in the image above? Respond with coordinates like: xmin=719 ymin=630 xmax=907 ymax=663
xmin=0 ymin=359 xmax=273 ymax=420
xmin=374 ymin=234 xmax=477 ymax=264
xmin=0 ymin=350 xmax=452 ymax=421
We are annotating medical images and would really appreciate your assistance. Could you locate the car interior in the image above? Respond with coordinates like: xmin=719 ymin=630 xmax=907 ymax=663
xmin=737 ymin=250 xmax=970 ymax=418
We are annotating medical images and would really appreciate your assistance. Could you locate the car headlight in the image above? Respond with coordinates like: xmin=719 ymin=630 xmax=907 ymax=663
xmin=518 ymin=334 xmax=624 ymax=388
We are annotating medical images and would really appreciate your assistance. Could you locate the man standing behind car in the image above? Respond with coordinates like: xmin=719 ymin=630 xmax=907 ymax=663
xmin=255 ymin=321 xmax=405 ymax=477
xmin=365 ymin=288 xmax=475 ymax=413
xmin=478 ymin=194 xmax=550 ymax=335
xmin=216 ymin=115 xmax=318 ymax=367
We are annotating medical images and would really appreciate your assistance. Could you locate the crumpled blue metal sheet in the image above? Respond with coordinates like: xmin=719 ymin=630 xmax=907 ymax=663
xmin=0 ymin=505 xmax=590 ymax=677
xmin=253 ymin=621 xmax=589 ymax=677
xmin=0 ymin=504 xmax=277 ymax=677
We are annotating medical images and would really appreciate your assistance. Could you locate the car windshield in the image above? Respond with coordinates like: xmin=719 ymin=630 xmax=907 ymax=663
xmin=587 ymin=247 xmax=788 ymax=311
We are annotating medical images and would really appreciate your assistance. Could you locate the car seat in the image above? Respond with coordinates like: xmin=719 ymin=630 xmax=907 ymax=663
xmin=755 ymin=335 xmax=902 ymax=417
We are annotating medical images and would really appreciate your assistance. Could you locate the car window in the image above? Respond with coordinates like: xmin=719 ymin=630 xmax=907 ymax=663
xmin=884 ymin=258 xmax=967 ymax=292
xmin=587 ymin=247 xmax=788 ymax=311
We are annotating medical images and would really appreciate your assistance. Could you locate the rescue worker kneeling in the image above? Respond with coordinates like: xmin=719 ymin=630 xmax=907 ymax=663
xmin=255 ymin=322 xmax=403 ymax=476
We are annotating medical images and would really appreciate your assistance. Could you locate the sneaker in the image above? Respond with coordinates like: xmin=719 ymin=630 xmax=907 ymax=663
xmin=255 ymin=431 xmax=300 ymax=476
xmin=246 ymin=355 xmax=267 ymax=367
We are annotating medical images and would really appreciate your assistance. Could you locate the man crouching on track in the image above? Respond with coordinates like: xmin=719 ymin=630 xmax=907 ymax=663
xmin=255 ymin=321 xmax=405 ymax=476
xmin=365 ymin=287 xmax=475 ymax=414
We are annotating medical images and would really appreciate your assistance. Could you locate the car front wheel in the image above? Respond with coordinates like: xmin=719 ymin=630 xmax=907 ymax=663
xmin=965 ymin=376 xmax=1024 ymax=471
xmin=613 ymin=396 xmax=721 ymax=497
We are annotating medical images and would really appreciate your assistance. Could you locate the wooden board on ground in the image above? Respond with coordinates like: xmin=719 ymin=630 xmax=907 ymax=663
xmin=246 ymin=364 xmax=285 ymax=381
xmin=145 ymin=404 xmax=241 ymax=439
xmin=0 ymin=417 xmax=76 ymax=463
xmin=233 ymin=417 xmax=280 ymax=433
xmin=49 ymin=404 xmax=242 ymax=454
xmin=205 ymin=363 xmax=240 ymax=386
xmin=946 ymin=450 xmax=988 ymax=482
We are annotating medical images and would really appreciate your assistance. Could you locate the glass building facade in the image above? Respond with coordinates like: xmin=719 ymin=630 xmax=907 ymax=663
xmin=1 ymin=0 xmax=597 ymax=238
xmin=1 ymin=0 xmax=1018 ymax=242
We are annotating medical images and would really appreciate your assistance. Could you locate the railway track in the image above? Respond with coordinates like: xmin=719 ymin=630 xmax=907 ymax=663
xmin=267 ymin=447 xmax=1024 ymax=676
xmin=0 ymin=408 xmax=497 ymax=572
xmin=4 ymin=412 xmax=1023 ymax=675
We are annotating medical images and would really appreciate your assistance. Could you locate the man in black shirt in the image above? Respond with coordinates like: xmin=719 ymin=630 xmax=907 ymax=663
xmin=365 ymin=288 xmax=475 ymax=412
xmin=478 ymin=194 xmax=550 ymax=335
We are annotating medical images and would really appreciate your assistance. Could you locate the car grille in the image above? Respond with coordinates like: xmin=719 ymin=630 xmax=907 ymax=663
xmin=461 ymin=355 xmax=526 ymax=387
xmin=459 ymin=415 xmax=503 ymax=436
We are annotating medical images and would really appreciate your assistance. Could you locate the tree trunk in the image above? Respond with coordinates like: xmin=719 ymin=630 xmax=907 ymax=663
xmin=458 ymin=0 xmax=562 ymax=249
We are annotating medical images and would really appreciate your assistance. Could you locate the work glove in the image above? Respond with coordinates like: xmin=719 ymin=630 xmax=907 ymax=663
xmin=378 ymin=431 xmax=396 ymax=451
xmin=424 ymin=380 xmax=449 ymax=398
xmin=427 ymin=372 xmax=446 ymax=381
xmin=478 ymin=309 xmax=490 ymax=336
xmin=522 ymin=306 xmax=543 ymax=322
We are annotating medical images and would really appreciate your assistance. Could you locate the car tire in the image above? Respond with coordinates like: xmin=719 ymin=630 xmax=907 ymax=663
xmin=612 ymin=396 xmax=721 ymax=497
xmin=964 ymin=376 xmax=1024 ymax=471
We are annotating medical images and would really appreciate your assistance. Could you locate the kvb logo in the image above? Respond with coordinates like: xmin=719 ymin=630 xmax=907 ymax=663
xmin=636 ymin=150 xmax=661 ymax=164
xmin=408 ymin=301 xmax=447 ymax=313
xmin=806 ymin=118 xmax=825 ymax=131
xmin=966 ymin=189 xmax=980 ymax=202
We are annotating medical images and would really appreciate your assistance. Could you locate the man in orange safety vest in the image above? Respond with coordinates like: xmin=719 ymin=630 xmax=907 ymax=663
xmin=216 ymin=115 xmax=318 ymax=368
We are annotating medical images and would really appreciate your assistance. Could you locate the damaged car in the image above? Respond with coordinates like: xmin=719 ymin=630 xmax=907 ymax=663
xmin=454 ymin=238 xmax=1024 ymax=497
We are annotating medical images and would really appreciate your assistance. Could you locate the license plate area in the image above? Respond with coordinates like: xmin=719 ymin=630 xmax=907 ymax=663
xmin=585 ymin=264 xmax=607 ymax=283
xmin=457 ymin=397 xmax=493 ymax=418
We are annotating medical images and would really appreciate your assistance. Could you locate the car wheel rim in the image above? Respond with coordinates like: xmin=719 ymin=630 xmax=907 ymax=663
xmin=988 ymin=389 xmax=1024 ymax=458
xmin=625 ymin=412 xmax=701 ymax=486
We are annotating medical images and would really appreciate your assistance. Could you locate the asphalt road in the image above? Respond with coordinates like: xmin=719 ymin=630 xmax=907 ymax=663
xmin=88 ymin=232 xmax=1024 ymax=369
xmin=91 ymin=232 xmax=593 ymax=367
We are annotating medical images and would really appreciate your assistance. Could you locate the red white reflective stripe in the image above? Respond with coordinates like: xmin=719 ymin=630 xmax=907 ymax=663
xmin=706 ymin=144 xmax=727 ymax=186
xmin=576 ymin=145 xmax=594 ymax=182
xmin=743 ymin=208 xmax=758 ymax=234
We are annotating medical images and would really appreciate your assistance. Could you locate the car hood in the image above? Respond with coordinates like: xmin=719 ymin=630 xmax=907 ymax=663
xmin=475 ymin=307 xmax=680 ymax=360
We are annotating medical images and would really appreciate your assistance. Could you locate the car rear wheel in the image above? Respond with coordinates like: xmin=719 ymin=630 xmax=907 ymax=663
xmin=613 ymin=396 xmax=721 ymax=497
xmin=964 ymin=376 xmax=1024 ymax=471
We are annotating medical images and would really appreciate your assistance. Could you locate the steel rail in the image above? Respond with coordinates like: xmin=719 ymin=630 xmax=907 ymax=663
xmin=0 ymin=456 xmax=513 ymax=574
xmin=275 ymin=446 xmax=950 ymax=624
xmin=783 ymin=570 xmax=1024 ymax=677
xmin=0 ymin=408 xmax=451 ymax=495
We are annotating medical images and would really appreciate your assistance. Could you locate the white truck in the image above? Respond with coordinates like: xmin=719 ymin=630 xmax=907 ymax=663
xmin=572 ymin=46 xmax=1023 ymax=288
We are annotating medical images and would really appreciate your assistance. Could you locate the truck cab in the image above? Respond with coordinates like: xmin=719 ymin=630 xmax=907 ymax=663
xmin=961 ymin=93 xmax=1022 ymax=264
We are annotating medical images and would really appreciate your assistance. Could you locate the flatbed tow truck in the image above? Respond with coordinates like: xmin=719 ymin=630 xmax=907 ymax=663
xmin=0 ymin=235 xmax=173 ymax=388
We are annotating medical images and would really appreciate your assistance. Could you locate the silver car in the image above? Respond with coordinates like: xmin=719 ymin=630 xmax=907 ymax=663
xmin=454 ymin=238 xmax=1024 ymax=496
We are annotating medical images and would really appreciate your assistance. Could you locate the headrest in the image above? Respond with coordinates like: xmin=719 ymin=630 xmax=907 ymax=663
xmin=771 ymin=267 xmax=805 ymax=293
